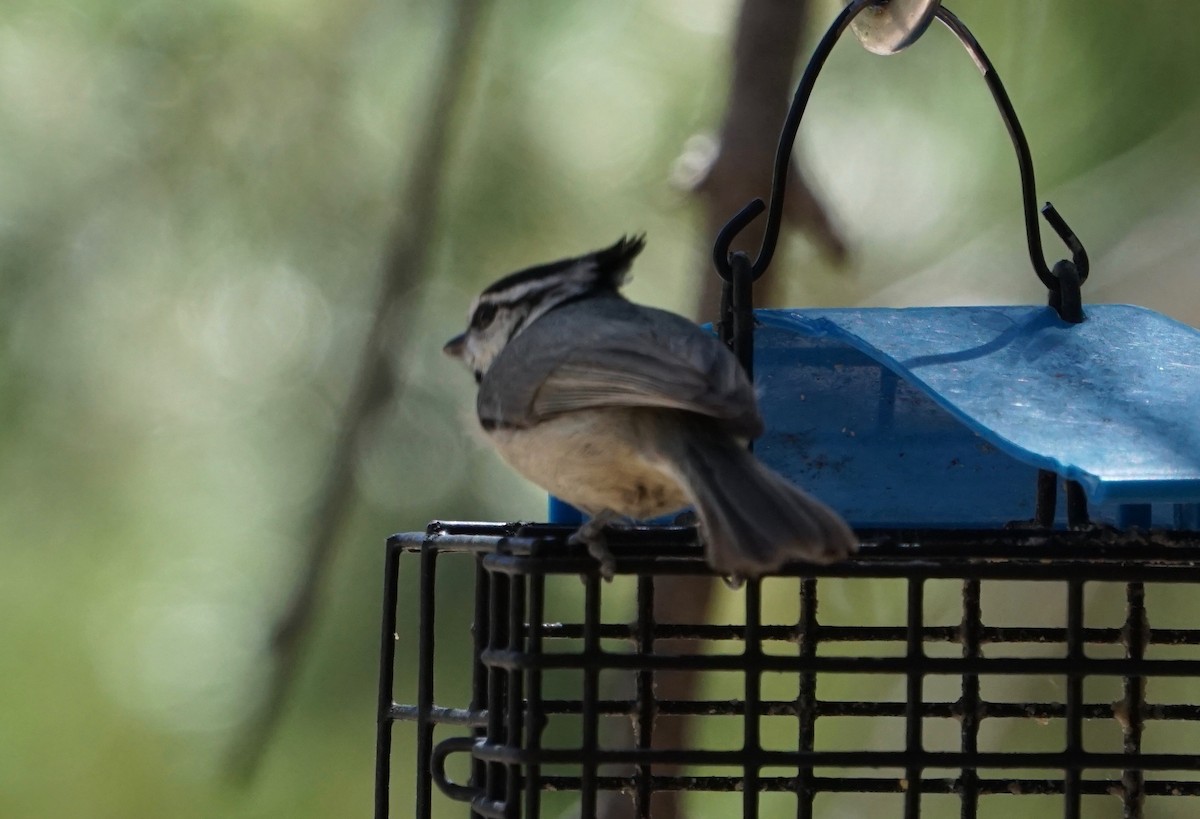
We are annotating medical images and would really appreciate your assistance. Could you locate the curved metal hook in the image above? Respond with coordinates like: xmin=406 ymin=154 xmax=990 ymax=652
xmin=430 ymin=736 xmax=510 ymax=818
xmin=713 ymin=1 xmax=1090 ymax=294
xmin=430 ymin=736 xmax=483 ymax=804
xmin=934 ymin=7 xmax=1089 ymax=287
xmin=1042 ymin=202 xmax=1090 ymax=281
xmin=713 ymin=0 xmax=872 ymax=282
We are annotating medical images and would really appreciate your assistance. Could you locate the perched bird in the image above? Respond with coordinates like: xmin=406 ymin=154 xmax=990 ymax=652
xmin=444 ymin=235 xmax=857 ymax=578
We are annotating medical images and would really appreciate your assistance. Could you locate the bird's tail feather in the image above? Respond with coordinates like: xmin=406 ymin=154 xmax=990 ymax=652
xmin=674 ymin=432 xmax=857 ymax=577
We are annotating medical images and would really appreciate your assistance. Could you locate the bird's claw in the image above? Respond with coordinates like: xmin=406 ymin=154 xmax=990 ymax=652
xmin=569 ymin=512 xmax=622 ymax=581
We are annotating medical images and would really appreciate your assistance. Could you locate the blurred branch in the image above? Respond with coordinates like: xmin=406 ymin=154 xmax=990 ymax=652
xmin=682 ymin=0 xmax=848 ymax=324
xmin=226 ymin=0 xmax=490 ymax=782
xmin=601 ymin=2 xmax=845 ymax=816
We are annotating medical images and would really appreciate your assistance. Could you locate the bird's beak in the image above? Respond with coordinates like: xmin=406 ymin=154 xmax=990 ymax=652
xmin=443 ymin=333 xmax=466 ymax=359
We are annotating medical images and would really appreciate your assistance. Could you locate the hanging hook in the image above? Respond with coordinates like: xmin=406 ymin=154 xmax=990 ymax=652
xmin=713 ymin=1 xmax=1090 ymax=305
xmin=713 ymin=0 xmax=871 ymax=283
xmin=934 ymin=7 xmax=1089 ymax=290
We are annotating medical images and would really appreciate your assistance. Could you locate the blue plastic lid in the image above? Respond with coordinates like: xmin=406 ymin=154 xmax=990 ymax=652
xmin=761 ymin=304 xmax=1200 ymax=505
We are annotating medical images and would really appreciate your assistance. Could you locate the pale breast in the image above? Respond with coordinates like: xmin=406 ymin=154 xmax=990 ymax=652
xmin=486 ymin=408 xmax=690 ymax=520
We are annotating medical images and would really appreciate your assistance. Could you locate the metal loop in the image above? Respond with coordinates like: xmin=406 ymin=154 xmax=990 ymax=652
xmin=430 ymin=736 xmax=483 ymax=804
xmin=712 ymin=1 xmax=1090 ymax=303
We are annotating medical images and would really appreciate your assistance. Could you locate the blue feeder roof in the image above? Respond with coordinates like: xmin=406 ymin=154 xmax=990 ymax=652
xmin=760 ymin=305 xmax=1200 ymax=505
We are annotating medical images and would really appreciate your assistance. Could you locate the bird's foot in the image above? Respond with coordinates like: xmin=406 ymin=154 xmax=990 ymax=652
xmin=568 ymin=510 xmax=626 ymax=581
xmin=672 ymin=509 xmax=699 ymax=527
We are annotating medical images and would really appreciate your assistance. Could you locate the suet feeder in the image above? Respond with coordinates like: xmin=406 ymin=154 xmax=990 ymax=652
xmin=376 ymin=2 xmax=1200 ymax=818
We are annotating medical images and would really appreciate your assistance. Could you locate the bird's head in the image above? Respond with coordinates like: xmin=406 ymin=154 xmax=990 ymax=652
xmin=444 ymin=234 xmax=645 ymax=382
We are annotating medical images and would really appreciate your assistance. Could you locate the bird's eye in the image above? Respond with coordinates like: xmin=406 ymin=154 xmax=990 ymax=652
xmin=471 ymin=303 xmax=498 ymax=329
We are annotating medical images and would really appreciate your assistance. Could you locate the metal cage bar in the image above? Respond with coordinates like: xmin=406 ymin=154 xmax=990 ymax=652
xmin=523 ymin=571 xmax=545 ymax=819
xmin=1064 ymin=579 xmax=1085 ymax=819
xmin=795 ymin=577 xmax=818 ymax=819
xmin=580 ymin=574 xmax=601 ymax=817
xmin=958 ymin=578 xmax=983 ymax=818
xmin=904 ymin=577 xmax=925 ymax=818
xmin=633 ymin=575 xmax=655 ymax=818
xmin=1121 ymin=581 xmax=1149 ymax=817
xmin=378 ymin=523 xmax=1200 ymax=819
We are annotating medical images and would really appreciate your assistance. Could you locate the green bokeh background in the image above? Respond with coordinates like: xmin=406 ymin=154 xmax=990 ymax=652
xmin=3 ymin=1 xmax=1198 ymax=817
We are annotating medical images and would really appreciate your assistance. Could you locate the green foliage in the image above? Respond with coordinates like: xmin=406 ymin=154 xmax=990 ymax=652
xmin=2 ymin=1 xmax=1198 ymax=816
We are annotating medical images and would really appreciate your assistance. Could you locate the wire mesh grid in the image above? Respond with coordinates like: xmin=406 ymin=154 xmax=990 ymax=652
xmin=376 ymin=521 xmax=1200 ymax=819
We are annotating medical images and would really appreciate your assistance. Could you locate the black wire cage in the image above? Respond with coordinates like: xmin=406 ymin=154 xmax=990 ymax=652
xmin=378 ymin=524 xmax=1200 ymax=819
xmin=375 ymin=2 xmax=1200 ymax=817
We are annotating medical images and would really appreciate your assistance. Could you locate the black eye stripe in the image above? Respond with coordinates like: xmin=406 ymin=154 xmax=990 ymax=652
xmin=471 ymin=303 xmax=499 ymax=329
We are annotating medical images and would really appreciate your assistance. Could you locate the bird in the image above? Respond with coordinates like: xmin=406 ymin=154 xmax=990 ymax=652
xmin=443 ymin=235 xmax=858 ymax=579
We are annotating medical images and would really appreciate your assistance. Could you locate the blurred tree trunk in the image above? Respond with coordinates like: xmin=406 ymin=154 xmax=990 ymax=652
xmin=603 ymin=3 xmax=848 ymax=817
xmin=689 ymin=0 xmax=847 ymax=325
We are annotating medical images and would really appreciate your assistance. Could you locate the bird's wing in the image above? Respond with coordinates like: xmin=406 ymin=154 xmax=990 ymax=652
xmin=478 ymin=297 xmax=763 ymax=438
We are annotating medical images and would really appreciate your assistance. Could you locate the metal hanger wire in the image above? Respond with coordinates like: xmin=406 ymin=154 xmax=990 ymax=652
xmin=713 ymin=0 xmax=1089 ymax=322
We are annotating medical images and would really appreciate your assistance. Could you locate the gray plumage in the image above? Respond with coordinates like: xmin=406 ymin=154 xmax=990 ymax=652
xmin=478 ymin=294 xmax=762 ymax=439
xmin=447 ymin=236 xmax=857 ymax=578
